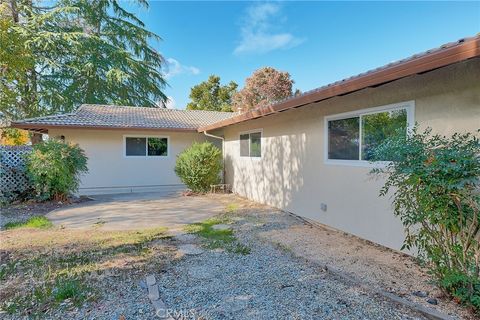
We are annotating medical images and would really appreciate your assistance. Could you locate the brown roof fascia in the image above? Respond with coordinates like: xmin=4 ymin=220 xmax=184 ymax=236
xmin=198 ymin=37 xmax=480 ymax=132
xmin=10 ymin=123 xmax=198 ymax=133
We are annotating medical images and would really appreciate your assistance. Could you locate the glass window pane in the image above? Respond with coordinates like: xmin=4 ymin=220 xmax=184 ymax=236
xmin=126 ymin=137 xmax=146 ymax=156
xmin=250 ymin=132 xmax=261 ymax=157
xmin=361 ymin=109 xmax=407 ymax=161
xmin=240 ymin=134 xmax=249 ymax=157
xmin=148 ymin=137 xmax=168 ymax=156
xmin=328 ymin=117 xmax=360 ymax=160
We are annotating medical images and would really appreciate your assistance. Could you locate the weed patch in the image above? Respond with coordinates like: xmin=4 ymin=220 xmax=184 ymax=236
xmin=53 ymin=278 xmax=88 ymax=303
xmin=4 ymin=216 xmax=52 ymax=230
xmin=3 ymin=277 xmax=94 ymax=317
xmin=225 ymin=203 xmax=239 ymax=214
xmin=185 ymin=218 xmax=250 ymax=255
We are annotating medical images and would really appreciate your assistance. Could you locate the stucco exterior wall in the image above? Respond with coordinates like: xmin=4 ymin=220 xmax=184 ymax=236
xmin=222 ymin=59 xmax=480 ymax=251
xmin=48 ymin=129 xmax=209 ymax=194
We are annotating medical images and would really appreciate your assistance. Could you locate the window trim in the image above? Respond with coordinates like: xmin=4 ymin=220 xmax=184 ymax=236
xmin=324 ymin=101 xmax=415 ymax=167
xmin=239 ymin=129 xmax=263 ymax=159
xmin=123 ymin=134 xmax=170 ymax=158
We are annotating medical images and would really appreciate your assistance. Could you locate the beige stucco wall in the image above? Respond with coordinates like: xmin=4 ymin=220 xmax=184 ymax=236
xmin=222 ymin=59 xmax=480 ymax=251
xmin=48 ymin=128 xmax=209 ymax=194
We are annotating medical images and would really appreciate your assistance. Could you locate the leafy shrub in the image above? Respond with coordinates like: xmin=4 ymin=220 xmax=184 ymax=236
xmin=371 ymin=127 xmax=480 ymax=311
xmin=26 ymin=140 xmax=88 ymax=201
xmin=174 ymin=142 xmax=222 ymax=193
xmin=440 ymin=271 xmax=480 ymax=309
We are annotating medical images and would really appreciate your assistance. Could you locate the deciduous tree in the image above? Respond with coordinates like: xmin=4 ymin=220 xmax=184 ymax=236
xmin=232 ymin=67 xmax=296 ymax=112
xmin=186 ymin=75 xmax=237 ymax=112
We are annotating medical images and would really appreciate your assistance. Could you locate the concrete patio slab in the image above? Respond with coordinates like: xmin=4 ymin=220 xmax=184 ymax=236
xmin=46 ymin=191 xmax=225 ymax=230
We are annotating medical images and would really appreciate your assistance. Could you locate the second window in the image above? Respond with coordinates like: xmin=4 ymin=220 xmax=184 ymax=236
xmin=240 ymin=131 xmax=262 ymax=158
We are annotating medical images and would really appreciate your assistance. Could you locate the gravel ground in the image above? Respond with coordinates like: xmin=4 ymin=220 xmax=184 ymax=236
xmin=156 ymin=210 xmax=427 ymax=320
xmin=258 ymin=210 xmax=474 ymax=319
xmin=74 ymin=275 xmax=157 ymax=320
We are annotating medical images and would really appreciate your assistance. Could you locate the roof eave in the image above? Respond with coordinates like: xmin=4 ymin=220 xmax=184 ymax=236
xmin=198 ymin=37 xmax=480 ymax=132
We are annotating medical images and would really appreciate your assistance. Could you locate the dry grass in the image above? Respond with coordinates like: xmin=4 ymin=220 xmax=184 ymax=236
xmin=0 ymin=193 xmax=263 ymax=317
xmin=0 ymin=225 xmax=174 ymax=317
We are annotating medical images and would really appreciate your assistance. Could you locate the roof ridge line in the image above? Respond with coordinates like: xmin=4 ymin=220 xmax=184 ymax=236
xmin=81 ymin=104 xmax=235 ymax=114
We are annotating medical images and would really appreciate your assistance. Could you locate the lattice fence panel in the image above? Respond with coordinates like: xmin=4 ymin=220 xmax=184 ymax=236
xmin=0 ymin=146 xmax=32 ymax=197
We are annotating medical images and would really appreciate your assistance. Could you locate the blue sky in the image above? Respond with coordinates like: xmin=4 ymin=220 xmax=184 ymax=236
xmin=130 ymin=1 xmax=480 ymax=109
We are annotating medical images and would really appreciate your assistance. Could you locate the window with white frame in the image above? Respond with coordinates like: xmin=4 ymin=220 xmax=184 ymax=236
xmin=240 ymin=131 xmax=262 ymax=157
xmin=125 ymin=136 xmax=168 ymax=157
xmin=326 ymin=102 xmax=414 ymax=163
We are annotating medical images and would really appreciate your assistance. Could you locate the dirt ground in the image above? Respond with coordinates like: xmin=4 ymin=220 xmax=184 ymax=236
xmin=259 ymin=215 xmax=476 ymax=319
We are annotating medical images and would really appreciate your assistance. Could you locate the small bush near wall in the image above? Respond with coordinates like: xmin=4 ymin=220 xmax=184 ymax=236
xmin=26 ymin=140 xmax=88 ymax=202
xmin=175 ymin=142 xmax=222 ymax=193
xmin=372 ymin=127 xmax=480 ymax=311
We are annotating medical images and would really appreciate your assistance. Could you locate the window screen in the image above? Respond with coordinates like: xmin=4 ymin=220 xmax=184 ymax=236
xmin=328 ymin=117 xmax=359 ymax=160
xmin=240 ymin=134 xmax=250 ymax=157
xmin=125 ymin=137 xmax=146 ymax=156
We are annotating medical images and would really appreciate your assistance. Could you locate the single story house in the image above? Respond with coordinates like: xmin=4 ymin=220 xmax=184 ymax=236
xmin=12 ymin=106 xmax=235 ymax=194
xmin=11 ymin=36 xmax=480 ymax=251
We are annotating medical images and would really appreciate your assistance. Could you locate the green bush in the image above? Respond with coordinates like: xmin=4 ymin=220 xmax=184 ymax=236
xmin=372 ymin=127 xmax=480 ymax=311
xmin=26 ymin=140 xmax=88 ymax=201
xmin=174 ymin=142 xmax=222 ymax=193
xmin=440 ymin=271 xmax=480 ymax=309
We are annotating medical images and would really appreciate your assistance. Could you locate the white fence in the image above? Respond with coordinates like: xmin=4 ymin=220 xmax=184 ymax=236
xmin=0 ymin=145 xmax=32 ymax=199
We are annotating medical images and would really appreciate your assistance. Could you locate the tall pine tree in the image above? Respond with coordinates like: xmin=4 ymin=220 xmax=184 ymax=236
xmin=0 ymin=0 xmax=167 ymax=120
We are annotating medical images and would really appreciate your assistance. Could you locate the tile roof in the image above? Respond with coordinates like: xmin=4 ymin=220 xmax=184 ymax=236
xmin=12 ymin=104 xmax=237 ymax=132
xmin=199 ymin=35 xmax=480 ymax=132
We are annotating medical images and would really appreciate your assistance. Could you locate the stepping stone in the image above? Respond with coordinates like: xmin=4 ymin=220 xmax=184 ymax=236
xmin=212 ymin=224 xmax=231 ymax=231
xmin=148 ymin=284 xmax=160 ymax=300
xmin=178 ymin=244 xmax=204 ymax=255
xmin=146 ymin=274 xmax=156 ymax=286
xmin=174 ymin=233 xmax=197 ymax=243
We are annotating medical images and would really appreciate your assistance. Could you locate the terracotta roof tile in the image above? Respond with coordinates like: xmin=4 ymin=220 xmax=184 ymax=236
xmin=12 ymin=105 xmax=237 ymax=132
